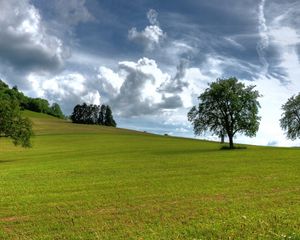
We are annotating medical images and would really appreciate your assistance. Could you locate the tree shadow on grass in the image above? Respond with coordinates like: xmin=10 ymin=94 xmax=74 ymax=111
xmin=220 ymin=145 xmax=247 ymax=150
xmin=0 ymin=160 xmax=16 ymax=163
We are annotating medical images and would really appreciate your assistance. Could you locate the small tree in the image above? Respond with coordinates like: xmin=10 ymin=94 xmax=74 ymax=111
xmin=104 ymin=105 xmax=117 ymax=127
xmin=49 ymin=103 xmax=64 ymax=119
xmin=0 ymin=100 xmax=33 ymax=148
xmin=188 ymin=77 xmax=261 ymax=149
xmin=98 ymin=104 xmax=106 ymax=125
xmin=280 ymin=93 xmax=300 ymax=140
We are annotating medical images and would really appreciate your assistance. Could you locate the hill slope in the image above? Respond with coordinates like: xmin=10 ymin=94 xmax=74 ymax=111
xmin=0 ymin=111 xmax=300 ymax=239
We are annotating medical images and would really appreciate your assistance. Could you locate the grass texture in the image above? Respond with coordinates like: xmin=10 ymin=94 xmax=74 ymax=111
xmin=0 ymin=111 xmax=300 ymax=239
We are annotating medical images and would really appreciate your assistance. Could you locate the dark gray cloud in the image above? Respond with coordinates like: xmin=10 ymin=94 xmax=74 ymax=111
xmin=158 ymin=95 xmax=183 ymax=109
xmin=0 ymin=0 xmax=68 ymax=88
xmin=158 ymin=59 xmax=189 ymax=93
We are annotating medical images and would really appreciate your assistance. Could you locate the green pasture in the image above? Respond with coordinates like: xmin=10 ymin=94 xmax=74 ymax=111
xmin=0 ymin=111 xmax=299 ymax=239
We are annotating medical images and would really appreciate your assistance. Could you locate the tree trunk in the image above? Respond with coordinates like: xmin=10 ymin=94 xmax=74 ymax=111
xmin=220 ymin=134 xmax=224 ymax=143
xmin=229 ymin=135 xmax=234 ymax=149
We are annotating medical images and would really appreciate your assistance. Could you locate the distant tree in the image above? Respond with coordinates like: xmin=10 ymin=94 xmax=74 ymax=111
xmin=98 ymin=104 xmax=106 ymax=125
xmin=104 ymin=105 xmax=117 ymax=127
xmin=0 ymin=100 xmax=33 ymax=148
xmin=86 ymin=104 xmax=99 ymax=124
xmin=188 ymin=77 xmax=261 ymax=149
xmin=49 ymin=103 xmax=64 ymax=119
xmin=12 ymin=85 xmax=18 ymax=92
xmin=280 ymin=93 xmax=300 ymax=140
xmin=71 ymin=103 xmax=116 ymax=127
xmin=70 ymin=104 xmax=82 ymax=123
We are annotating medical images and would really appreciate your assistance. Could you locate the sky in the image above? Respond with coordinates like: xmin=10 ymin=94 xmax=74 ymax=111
xmin=0 ymin=0 xmax=300 ymax=147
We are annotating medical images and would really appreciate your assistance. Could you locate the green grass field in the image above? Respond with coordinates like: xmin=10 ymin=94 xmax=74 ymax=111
xmin=0 ymin=111 xmax=300 ymax=239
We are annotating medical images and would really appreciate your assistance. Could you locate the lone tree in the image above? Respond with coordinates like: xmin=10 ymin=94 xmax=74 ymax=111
xmin=280 ymin=93 xmax=300 ymax=140
xmin=0 ymin=100 xmax=33 ymax=147
xmin=98 ymin=104 xmax=106 ymax=125
xmin=188 ymin=77 xmax=261 ymax=149
xmin=104 ymin=105 xmax=116 ymax=127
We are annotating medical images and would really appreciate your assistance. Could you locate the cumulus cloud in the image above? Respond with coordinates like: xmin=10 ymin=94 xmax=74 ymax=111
xmin=147 ymin=9 xmax=159 ymax=25
xmin=128 ymin=9 xmax=166 ymax=50
xmin=98 ymin=58 xmax=185 ymax=117
xmin=158 ymin=59 xmax=189 ymax=93
xmin=0 ymin=0 xmax=67 ymax=74
xmin=97 ymin=55 xmax=216 ymax=120
xmin=27 ymin=72 xmax=101 ymax=114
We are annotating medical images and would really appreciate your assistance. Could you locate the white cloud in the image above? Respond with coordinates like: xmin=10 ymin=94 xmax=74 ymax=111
xmin=147 ymin=9 xmax=159 ymax=25
xmin=270 ymin=26 xmax=300 ymax=46
xmin=237 ymin=75 xmax=300 ymax=147
xmin=98 ymin=57 xmax=185 ymax=117
xmin=128 ymin=9 xmax=166 ymax=50
xmin=27 ymin=72 xmax=101 ymax=114
xmin=253 ymin=3 xmax=300 ymax=145
xmin=257 ymin=0 xmax=269 ymax=74
xmin=97 ymin=66 xmax=125 ymax=97
xmin=267 ymin=9 xmax=300 ymax=83
xmin=224 ymin=36 xmax=245 ymax=50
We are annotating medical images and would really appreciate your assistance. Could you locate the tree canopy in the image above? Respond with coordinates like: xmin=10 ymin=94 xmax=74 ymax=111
xmin=280 ymin=93 xmax=300 ymax=140
xmin=0 ymin=100 xmax=33 ymax=147
xmin=188 ymin=77 xmax=261 ymax=149
xmin=0 ymin=79 xmax=64 ymax=119
xmin=71 ymin=103 xmax=117 ymax=127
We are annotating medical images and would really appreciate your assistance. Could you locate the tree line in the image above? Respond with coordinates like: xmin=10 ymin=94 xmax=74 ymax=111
xmin=1 ymin=76 xmax=300 ymax=150
xmin=0 ymin=79 xmax=118 ymax=148
xmin=0 ymin=80 xmax=64 ymax=119
xmin=71 ymin=103 xmax=116 ymax=127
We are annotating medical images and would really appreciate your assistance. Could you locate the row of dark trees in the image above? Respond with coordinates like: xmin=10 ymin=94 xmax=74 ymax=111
xmin=71 ymin=103 xmax=116 ymax=127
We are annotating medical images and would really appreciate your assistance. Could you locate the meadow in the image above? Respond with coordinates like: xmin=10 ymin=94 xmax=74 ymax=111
xmin=0 ymin=111 xmax=300 ymax=239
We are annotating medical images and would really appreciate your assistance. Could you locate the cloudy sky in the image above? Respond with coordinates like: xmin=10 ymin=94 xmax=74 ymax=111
xmin=0 ymin=0 xmax=300 ymax=146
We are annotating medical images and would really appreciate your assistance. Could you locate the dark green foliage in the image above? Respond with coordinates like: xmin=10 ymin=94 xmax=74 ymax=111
xmin=49 ymin=103 xmax=64 ymax=119
xmin=188 ymin=77 xmax=261 ymax=149
xmin=0 ymin=100 xmax=33 ymax=147
xmin=98 ymin=104 xmax=106 ymax=125
xmin=71 ymin=103 xmax=117 ymax=127
xmin=71 ymin=103 xmax=100 ymax=124
xmin=0 ymin=79 xmax=64 ymax=118
xmin=0 ymin=80 xmax=9 ymax=89
xmin=280 ymin=93 xmax=300 ymax=140
xmin=27 ymin=98 xmax=50 ymax=113
xmin=104 ymin=105 xmax=116 ymax=127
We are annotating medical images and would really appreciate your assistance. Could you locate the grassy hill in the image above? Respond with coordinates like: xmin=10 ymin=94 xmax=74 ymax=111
xmin=0 ymin=111 xmax=300 ymax=239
